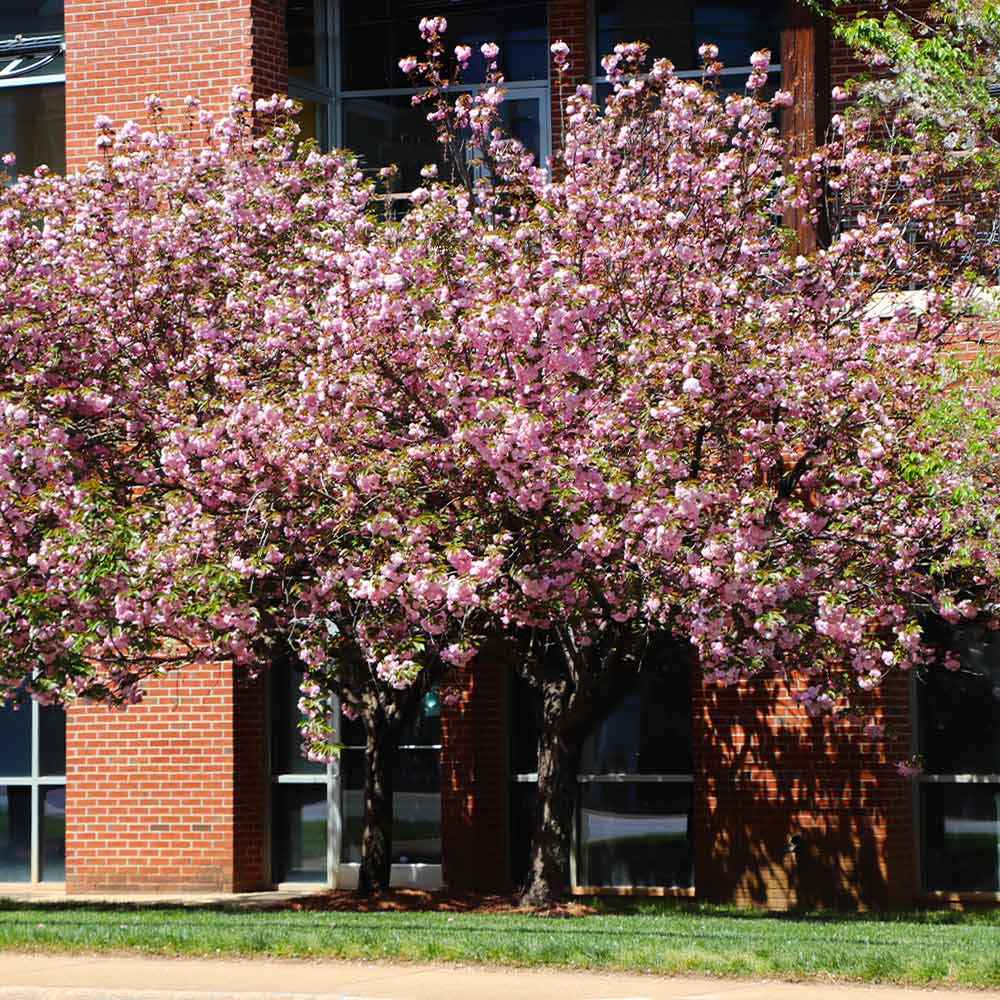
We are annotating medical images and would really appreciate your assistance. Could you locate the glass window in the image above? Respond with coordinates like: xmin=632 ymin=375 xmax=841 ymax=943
xmin=922 ymin=783 xmax=1000 ymax=892
xmin=0 ymin=698 xmax=64 ymax=883
xmin=270 ymin=661 xmax=442 ymax=883
xmin=0 ymin=1 xmax=63 ymax=38
xmin=341 ymin=0 xmax=547 ymax=91
xmin=272 ymin=784 xmax=329 ymax=882
xmin=918 ymin=626 xmax=1000 ymax=893
xmin=0 ymin=85 xmax=65 ymax=174
xmin=580 ymin=665 xmax=692 ymax=775
xmin=39 ymin=785 xmax=65 ymax=881
xmin=595 ymin=0 xmax=780 ymax=74
xmin=0 ymin=702 xmax=31 ymax=777
xmin=341 ymin=747 xmax=442 ymax=864
xmin=287 ymin=0 xmax=323 ymax=85
xmin=0 ymin=786 xmax=31 ymax=882
xmin=270 ymin=665 xmax=326 ymax=776
xmin=921 ymin=630 xmax=1000 ymax=776
xmin=578 ymin=782 xmax=693 ymax=888
xmin=511 ymin=641 xmax=695 ymax=890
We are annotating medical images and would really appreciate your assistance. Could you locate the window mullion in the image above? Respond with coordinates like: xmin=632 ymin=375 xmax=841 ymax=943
xmin=328 ymin=694 xmax=342 ymax=887
xmin=30 ymin=700 xmax=39 ymax=883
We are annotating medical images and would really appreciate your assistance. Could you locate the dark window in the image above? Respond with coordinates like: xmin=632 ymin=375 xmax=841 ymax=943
xmin=40 ymin=785 xmax=65 ymax=881
xmin=595 ymin=0 xmax=780 ymax=74
xmin=272 ymin=784 xmax=329 ymax=882
xmin=341 ymin=0 xmax=547 ymax=91
xmin=0 ymin=786 xmax=31 ymax=882
xmin=922 ymin=783 xmax=1000 ymax=892
xmin=270 ymin=665 xmax=326 ymax=776
xmin=0 ymin=702 xmax=31 ymax=778
xmin=0 ymin=1 xmax=63 ymax=38
xmin=920 ymin=629 xmax=1000 ymax=776
xmin=918 ymin=626 xmax=1000 ymax=893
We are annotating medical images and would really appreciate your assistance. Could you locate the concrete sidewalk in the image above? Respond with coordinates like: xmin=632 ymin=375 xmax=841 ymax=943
xmin=0 ymin=954 xmax=993 ymax=1000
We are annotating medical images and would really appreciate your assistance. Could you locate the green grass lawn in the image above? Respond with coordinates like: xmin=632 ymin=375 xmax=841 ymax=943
xmin=0 ymin=897 xmax=999 ymax=988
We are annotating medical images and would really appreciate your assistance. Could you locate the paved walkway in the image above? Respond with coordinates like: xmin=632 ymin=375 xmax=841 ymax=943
xmin=0 ymin=954 xmax=994 ymax=1000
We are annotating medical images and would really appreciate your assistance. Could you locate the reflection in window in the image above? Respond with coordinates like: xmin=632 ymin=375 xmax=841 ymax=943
xmin=511 ymin=643 xmax=694 ymax=890
xmin=579 ymin=783 xmax=693 ymax=888
xmin=919 ymin=627 xmax=1000 ymax=893
xmin=922 ymin=784 xmax=1000 ymax=892
xmin=272 ymin=785 xmax=328 ymax=882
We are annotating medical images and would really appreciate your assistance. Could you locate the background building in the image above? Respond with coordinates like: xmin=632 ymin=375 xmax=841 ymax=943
xmin=0 ymin=0 xmax=998 ymax=908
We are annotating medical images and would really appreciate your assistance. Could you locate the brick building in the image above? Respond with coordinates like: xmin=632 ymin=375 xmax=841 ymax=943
xmin=1 ymin=0 xmax=998 ymax=908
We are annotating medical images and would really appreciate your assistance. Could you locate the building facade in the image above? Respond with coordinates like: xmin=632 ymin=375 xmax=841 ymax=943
xmin=1 ymin=0 xmax=998 ymax=908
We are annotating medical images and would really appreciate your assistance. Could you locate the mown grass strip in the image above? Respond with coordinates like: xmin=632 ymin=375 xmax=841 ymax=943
xmin=0 ymin=898 xmax=998 ymax=988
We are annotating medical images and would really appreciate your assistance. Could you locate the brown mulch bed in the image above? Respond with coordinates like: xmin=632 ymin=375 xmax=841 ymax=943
xmin=281 ymin=888 xmax=596 ymax=917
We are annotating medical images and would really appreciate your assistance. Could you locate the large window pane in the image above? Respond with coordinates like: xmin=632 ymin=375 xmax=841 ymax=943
xmin=921 ymin=631 xmax=1000 ymax=775
xmin=0 ymin=702 xmax=31 ymax=778
xmin=341 ymin=0 xmax=547 ymax=91
xmin=271 ymin=665 xmax=325 ymax=776
xmin=580 ymin=664 xmax=692 ymax=775
xmin=922 ymin=783 xmax=1000 ymax=892
xmin=596 ymin=0 xmax=780 ymax=73
xmin=342 ymin=748 xmax=441 ymax=863
xmin=0 ymin=1 xmax=63 ymax=38
xmin=287 ymin=0 xmax=322 ymax=85
xmin=40 ymin=785 xmax=65 ymax=881
xmin=38 ymin=705 xmax=65 ymax=777
xmin=0 ymin=786 xmax=31 ymax=882
xmin=0 ymin=84 xmax=65 ymax=175
xmin=272 ymin=784 xmax=328 ymax=882
xmin=578 ymin=782 xmax=693 ymax=888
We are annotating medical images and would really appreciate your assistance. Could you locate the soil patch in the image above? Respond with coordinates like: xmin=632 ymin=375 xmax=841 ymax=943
xmin=281 ymin=888 xmax=596 ymax=917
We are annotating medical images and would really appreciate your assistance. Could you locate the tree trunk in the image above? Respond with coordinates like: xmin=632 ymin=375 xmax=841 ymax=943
xmin=520 ymin=724 xmax=582 ymax=908
xmin=356 ymin=725 xmax=397 ymax=897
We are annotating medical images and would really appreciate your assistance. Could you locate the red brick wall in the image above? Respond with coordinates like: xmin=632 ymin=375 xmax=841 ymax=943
xmin=64 ymin=0 xmax=288 ymax=170
xmin=440 ymin=653 xmax=509 ymax=891
xmin=693 ymin=672 xmax=915 ymax=909
xmin=66 ymin=662 xmax=239 ymax=892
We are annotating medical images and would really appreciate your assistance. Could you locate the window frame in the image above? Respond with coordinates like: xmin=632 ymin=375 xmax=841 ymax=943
xmin=0 ymin=700 xmax=66 ymax=885
xmin=915 ymin=635 xmax=1000 ymax=898
xmin=287 ymin=0 xmax=552 ymax=177
xmin=270 ymin=682 xmax=443 ymax=889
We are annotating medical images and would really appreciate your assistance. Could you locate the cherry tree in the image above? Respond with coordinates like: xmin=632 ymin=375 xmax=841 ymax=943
xmin=3 ymin=19 xmax=1000 ymax=907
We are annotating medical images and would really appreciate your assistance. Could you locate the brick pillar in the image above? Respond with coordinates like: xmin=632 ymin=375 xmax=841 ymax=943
xmin=548 ymin=0 xmax=588 ymax=159
xmin=64 ymin=0 xmax=288 ymax=170
xmin=233 ymin=666 xmax=271 ymax=891
xmin=440 ymin=652 xmax=509 ymax=891
xmin=693 ymin=672 xmax=915 ymax=910
xmin=66 ymin=663 xmax=238 ymax=892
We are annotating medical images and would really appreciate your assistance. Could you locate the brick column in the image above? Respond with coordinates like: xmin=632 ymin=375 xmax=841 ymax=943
xmin=64 ymin=0 xmax=288 ymax=170
xmin=693 ymin=672 xmax=915 ymax=909
xmin=440 ymin=652 xmax=509 ymax=892
xmin=65 ymin=661 xmax=271 ymax=893
xmin=548 ymin=0 xmax=588 ymax=160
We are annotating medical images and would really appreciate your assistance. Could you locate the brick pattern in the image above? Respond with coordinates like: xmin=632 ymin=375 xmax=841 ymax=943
xmin=693 ymin=672 xmax=915 ymax=909
xmin=64 ymin=0 xmax=288 ymax=171
xmin=548 ymin=0 xmax=588 ymax=161
xmin=66 ymin=662 xmax=239 ymax=892
xmin=440 ymin=652 xmax=509 ymax=891
xmin=233 ymin=667 xmax=270 ymax=890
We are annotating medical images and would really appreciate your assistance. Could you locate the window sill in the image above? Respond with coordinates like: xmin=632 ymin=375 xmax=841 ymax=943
xmin=570 ymin=884 xmax=695 ymax=897
xmin=919 ymin=890 xmax=1000 ymax=905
